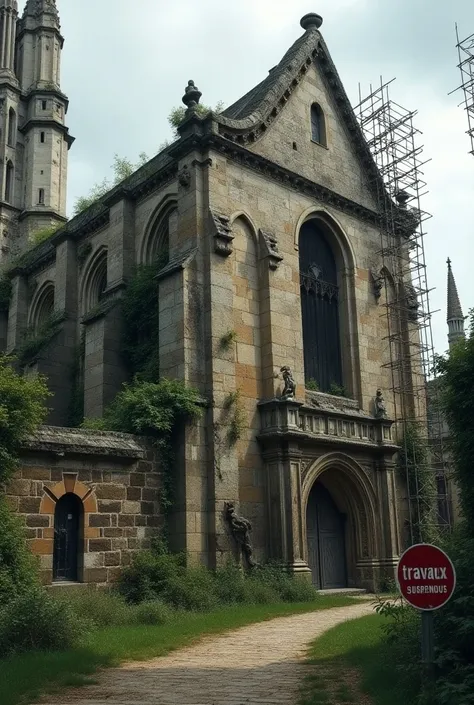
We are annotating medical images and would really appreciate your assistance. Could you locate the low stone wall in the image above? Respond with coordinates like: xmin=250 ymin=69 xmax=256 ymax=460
xmin=6 ymin=426 xmax=163 ymax=585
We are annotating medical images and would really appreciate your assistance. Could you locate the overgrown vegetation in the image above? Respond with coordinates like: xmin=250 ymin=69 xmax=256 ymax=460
xmin=306 ymin=378 xmax=319 ymax=391
xmin=16 ymin=311 xmax=65 ymax=369
xmin=73 ymin=153 xmax=149 ymax=215
xmin=0 ymin=274 xmax=12 ymax=312
xmin=223 ymin=389 xmax=247 ymax=445
xmin=328 ymin=382 xmax=347 ymax=397
xmin=118 ymin=550 xmax=318 ymax=609
xmin=121 ymin=256 xmax=167 ymax=381
xmin=397 ymin=420 xmax=438 ymax=545
xmin=168 ymin=100 xmax=224 ymax=137
xmin=379 ymin=312 xmax=474 ymax=704
xmin=219 ymin=329 xmax=238 ymax=351
xmin=0 ymin=355 xmax=50 ymax=484
xmin=82 ymin=377 xmax=203 ymax=517
xmin=30 ymin=225 xmax=61 ymax=246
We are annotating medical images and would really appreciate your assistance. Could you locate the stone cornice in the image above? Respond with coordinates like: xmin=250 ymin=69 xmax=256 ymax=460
xmin=21 ymin=426 xmax=145 ymax=460
xmin=19 ymin=117 xmax=75 ymax=147
xmin=203 ymin=133 xmax=381 ymax=228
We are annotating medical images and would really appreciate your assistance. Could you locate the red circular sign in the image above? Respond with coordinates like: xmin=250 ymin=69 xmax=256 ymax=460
xmin=397 ymin=543 xmax=456 ymax=610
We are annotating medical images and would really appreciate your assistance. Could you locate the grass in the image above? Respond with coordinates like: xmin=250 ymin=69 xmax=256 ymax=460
xmin=301 ymin=613 xmax=418 ymax=705
xmin=0 ymin=596 xmax=359 ymax=705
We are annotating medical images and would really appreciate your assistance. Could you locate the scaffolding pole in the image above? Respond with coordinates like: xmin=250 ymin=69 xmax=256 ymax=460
xmin=354 ymin=79 xmax=452 ymax=545
xmin=450 ymin=24 xmax=474 ymax=156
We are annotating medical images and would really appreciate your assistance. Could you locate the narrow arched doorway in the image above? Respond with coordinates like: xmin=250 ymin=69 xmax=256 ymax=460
xmin=306 ymin=482 xmax=347 ymax=589
xmin=53 ymin=493 xmax=83 ymax=582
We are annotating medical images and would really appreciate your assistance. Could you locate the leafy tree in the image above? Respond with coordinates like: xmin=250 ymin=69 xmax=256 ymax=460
xmin=73 ymin=152 xmax=149 ymax=215
xmin=0 ymin=355 xmax=50 ymax=484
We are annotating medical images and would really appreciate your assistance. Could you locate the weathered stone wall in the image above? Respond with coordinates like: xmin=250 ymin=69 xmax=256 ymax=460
xmin=6 ymin=427 xmax=162 ymax=585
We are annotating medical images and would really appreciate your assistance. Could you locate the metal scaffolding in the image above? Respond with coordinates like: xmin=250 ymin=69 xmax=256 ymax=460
xmin=354 ymin=79 xmax=452 ymax=545
xmin=451 ymin=25 xmax=474 ymax=156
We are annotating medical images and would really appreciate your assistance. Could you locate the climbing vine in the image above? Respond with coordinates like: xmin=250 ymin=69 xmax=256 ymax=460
xmin=83 ymin=378 xmax=204 ymax=531
xmin=397 ymin=420 xmax=438 ymax=544
xmin=16 ymin=312 xmax=65 ymax=369
xmin=121 ymin=256 xmax=167 ymax=381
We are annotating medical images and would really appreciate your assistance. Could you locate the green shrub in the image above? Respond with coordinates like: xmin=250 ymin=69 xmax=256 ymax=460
xmin=0 ymin=497 xmax=39 ymax=606
xmin=0 ymin=589 xmax=84 ymax=656
xmin=52 ymin=587 xmax=131 ymax=628
xmin=118 ymin=551 xmax=218 ymax=611
xmin=0 ymin=355 xmax=50 ymax=483
xmin=131 ymin=600 xmax=173 ymax=625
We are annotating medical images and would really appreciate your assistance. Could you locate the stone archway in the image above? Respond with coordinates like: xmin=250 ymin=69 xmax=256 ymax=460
xmin=302 ymin=453 xmax=378 ymax=589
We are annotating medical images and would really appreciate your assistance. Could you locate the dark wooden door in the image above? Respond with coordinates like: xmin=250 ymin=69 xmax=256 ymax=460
xmin=53 ymin=493 xmax=81 ymax=582
xmin=306 ymin=482 xmax=347 ymax=589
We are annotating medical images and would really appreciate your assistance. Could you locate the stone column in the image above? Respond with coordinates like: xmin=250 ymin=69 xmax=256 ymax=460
xmin=260 ymin=399 xmax=311 ymax=575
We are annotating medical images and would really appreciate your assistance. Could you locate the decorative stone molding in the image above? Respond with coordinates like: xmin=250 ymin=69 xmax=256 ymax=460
xmin=209 ymin=210 xmax=234 ymax=256
xmin=258 ymin=397 xmax=398 ymax=453
xmin=39 ymin=474 xmax=97 ymax=516
xmin=259 ymin=229 xmax=283 ymax=270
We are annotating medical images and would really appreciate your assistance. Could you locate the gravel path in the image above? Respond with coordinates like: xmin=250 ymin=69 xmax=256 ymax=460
xmin=40 ymin=602 xmax=374 ymax=705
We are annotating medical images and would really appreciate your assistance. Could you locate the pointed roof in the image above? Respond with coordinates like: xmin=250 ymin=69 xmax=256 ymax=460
xmin=447 ymin=258 xmax=464 ymax=321
xmin=215 ymin=13 xmax=393 ymax=217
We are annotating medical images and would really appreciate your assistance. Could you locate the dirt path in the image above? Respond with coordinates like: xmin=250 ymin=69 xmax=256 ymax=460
xmin=40 ymin=602 xmax=373 ymax=705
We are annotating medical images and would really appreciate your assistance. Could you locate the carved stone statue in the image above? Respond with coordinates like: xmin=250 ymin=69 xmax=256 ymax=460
xmin=374 ymin=389 xmax=387 ymax=419
xmin=280 ymin=366 xmax=296 ymax=400
xmin=224 ymin=502 xmax=256 ymax=568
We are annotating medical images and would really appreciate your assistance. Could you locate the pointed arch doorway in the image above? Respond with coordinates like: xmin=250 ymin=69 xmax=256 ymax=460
xmin=306 ymin=482 xmax=347 ymax=589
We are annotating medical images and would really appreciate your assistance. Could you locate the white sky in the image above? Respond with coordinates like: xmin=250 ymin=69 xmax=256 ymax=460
xmin=20 ymin=0 xmax=474 ymax=354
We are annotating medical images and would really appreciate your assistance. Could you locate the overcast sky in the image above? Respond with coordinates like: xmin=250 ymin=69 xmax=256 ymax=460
xmin=20 ymin=0 xmax=474 ymax=354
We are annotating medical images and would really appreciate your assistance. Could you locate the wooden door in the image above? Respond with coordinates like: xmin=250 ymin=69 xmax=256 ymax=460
xmin=306 ymin=482 xmax=347 ymax=589
xmin=53 ymin=493 xmax=81 ymax=582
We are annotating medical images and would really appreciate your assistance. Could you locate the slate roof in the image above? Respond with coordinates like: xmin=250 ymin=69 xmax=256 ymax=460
xmin=22 ymin=425 xmax=146 ymax=459
xmin=223 ymin=33 xmax=310 ymax=120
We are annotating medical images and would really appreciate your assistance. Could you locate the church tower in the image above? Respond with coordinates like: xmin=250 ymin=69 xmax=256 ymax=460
xmin=447 ymin=258 xmax=465 ymax=349
xmin=0 ymin=0 xmax=73 ymax=261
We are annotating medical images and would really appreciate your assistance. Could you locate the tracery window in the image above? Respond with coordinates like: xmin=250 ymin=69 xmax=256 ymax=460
xmin=299 ymin=220 xmax=342 ymax=392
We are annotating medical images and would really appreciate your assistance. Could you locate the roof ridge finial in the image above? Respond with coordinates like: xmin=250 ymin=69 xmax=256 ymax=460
xmin=300 ymin=13 xmax=323 ymax=31
xmin=182 ymin=80 xmax=202 ymax=118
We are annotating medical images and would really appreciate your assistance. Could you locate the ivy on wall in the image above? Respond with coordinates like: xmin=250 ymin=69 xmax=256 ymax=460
xmin=16 ymin=312 xmax=65 ymax=369
xmin=397 ymin=419 xmax=438 ymax=544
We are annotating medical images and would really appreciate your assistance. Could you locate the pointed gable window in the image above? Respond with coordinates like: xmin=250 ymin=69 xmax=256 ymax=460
xmin=311 ymin=103 xmax=326 ymax=147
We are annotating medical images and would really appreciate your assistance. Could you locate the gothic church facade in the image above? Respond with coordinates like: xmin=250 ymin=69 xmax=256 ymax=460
xmin=2 ymin=5 xmax=420 ymax=590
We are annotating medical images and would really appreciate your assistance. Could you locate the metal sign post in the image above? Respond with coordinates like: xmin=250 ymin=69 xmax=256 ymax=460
xmin=397 ymin=543 xmax=457 ymax=689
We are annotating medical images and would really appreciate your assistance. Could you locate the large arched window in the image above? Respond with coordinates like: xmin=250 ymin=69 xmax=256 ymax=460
xmin=311 ymin=103 xmax=326 ymax=146
xmin=30 ymin=282 xmax=55 ymax=332
xmin=141 ymin=202 xmax=175 ymax=265
xmin=8 ymin=108 xmax=16 ymax=147
xmin=82 ymin=248 xmax=108 ymax=315
xmin=5 ymin=160 xmax=13 ymax=202
xmin=299 ymin=220 xmax=342 ymax=392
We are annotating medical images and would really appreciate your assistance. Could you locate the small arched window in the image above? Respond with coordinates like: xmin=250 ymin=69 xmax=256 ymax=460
xmin=311 ymin=103 xmax=326 ymax=146
xmin=53 ymin=493 xmax=83 ymax=582
xmin=5 ymin=160 xmax=14 ymax=202
xmin=8 ymin=108 xmax=16 ymax=147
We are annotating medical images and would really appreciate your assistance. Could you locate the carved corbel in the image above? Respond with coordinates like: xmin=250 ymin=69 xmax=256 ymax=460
xmin=259 ymin=229 xmax=283 ymax=270
xmin=178 ymin=164 xmax=191 ymax=189
xmin=210 ymin=210 xmax=234 ymax=256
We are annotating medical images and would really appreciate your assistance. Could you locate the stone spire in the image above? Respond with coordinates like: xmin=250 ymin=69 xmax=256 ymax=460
xmin=20 ymin=0 xmax=61 ymax=33
xmin=447 ymin=258 xmax=465 ymax=349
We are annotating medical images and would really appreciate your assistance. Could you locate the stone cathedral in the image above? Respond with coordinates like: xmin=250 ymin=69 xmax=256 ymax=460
xmin=2 ymin=4 xmax=422 ymax=591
